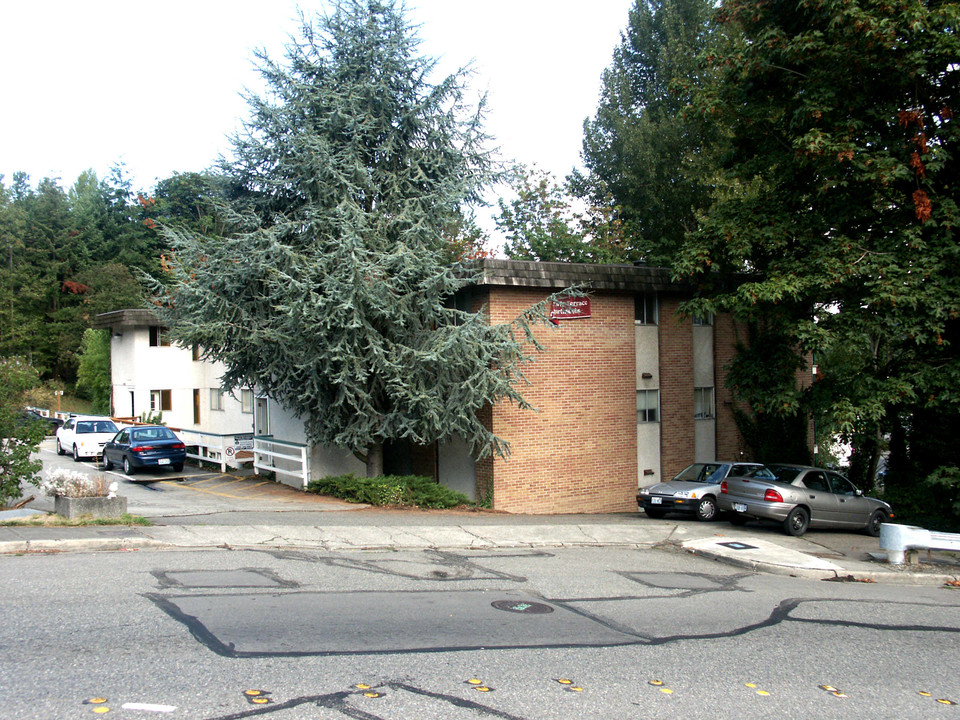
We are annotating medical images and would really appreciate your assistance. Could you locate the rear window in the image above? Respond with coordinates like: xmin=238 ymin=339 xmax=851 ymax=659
xmin=131 ymin=427 xmax=177 ymax=442
xmin=769 ymin=465 xmax=803 ymax=484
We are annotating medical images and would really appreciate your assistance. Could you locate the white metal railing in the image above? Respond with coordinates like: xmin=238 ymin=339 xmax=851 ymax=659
xmin=880 ymin=523 xmax=960 ymax=564
xmin=175 ymin=429 xmax=255 ymax=473
xmin=253 ymin=435 xmax=310 ymax=489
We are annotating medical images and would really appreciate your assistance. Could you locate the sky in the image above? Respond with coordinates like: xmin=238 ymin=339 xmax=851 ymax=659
xmin=1 ymin=1 xmax=635 ymax=230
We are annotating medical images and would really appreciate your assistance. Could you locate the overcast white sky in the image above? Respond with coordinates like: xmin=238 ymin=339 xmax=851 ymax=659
xmin=1 ymin=1 xmax=634 ymax=229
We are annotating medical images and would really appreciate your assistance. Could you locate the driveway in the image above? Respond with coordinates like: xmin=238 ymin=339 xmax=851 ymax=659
xmin=32 ymin=438 xmax=361 ymax=520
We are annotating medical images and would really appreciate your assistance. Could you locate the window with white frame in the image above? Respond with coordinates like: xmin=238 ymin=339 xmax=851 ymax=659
xmin=694 ymin=387 xmax=715 ymax=419
xmin=210 ymin=389 xmax=224 ymax=411
xmin=637 ymin=389 xmax=660 ymax=423
xmin=241 ymin=389 xmax=254 ymax=414
xmin=150 ymin=389 xmax=172 ymax=413
xmin=693 ymin=313 xmax=714 ymax=326
xmin=635 ymin=293 xmax=658 ymax=325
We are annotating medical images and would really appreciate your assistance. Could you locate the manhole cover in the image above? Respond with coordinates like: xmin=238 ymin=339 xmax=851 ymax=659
xmin=491 ymin=600 xmax=554 ymax=614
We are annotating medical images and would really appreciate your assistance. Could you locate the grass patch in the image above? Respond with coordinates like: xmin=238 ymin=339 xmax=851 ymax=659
xmin=0 ymin=513 xmax=151 ymax=527
xmin=307 ymin=474 xmax=472 ymax=509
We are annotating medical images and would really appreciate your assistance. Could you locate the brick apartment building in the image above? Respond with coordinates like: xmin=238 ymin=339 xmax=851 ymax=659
xmin=97 ymin=259 xmax=753 ymax=514
xmin=462 ymin=259 xmax=750 ymax=514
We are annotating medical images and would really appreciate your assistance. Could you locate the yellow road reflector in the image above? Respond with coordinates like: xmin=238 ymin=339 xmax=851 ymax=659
xmin=918 ymin=691 xmax=932 ymax=696
xmin=757 ymin=690 xmax=770 ymax=696
xmin=832 ymin=692 xmax=848 ymax=698
xmin=556 ymin=678 xmax=573 ymax=685
xmin=474 ymin=686 xmax=493 ymax=693
xmin=660 ymin=688 xmax=674 ymax=695
xmin=745 ymin=683 xmax=757 ymax=688
xmin=92 ymin=708 xmax=110 ymax=715
xmin=251 ymin=698 xmax=270 ymax=705
xmin=566 ymin=686 xmax=584 ymax=693
xmin=85 ymin=698 xmax=108 ymax=705
xmin=648 ymin=680 xmax=664 ymax=686
xmin=244 ymin=690 xmax=263 ymax=696
xmin=937 ymin=699 xmax=957 ymax=705
xmin=355 ymin=684 xmax=371 ymax=690
xmin=819 ymin=685 xmax=838 ymax=693
xmin=466 ymin=679 xmax=483 ymax=685
xmin=364 ymin=692 xmax=384 ymax=698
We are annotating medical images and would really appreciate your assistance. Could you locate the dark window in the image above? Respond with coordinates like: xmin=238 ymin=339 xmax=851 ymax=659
xmin=635 ymin=293 xmax=658 ymax=325
xmin=149 ymin=326 xmax=170 ymax=347
xmin=803 ymin=472 xmax=830 ymax=492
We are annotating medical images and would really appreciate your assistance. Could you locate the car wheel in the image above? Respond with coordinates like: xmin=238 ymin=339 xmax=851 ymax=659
xmin=56 ymin=438 xmax=64 ymax=456
xmin=123 ymin=456 xmax=136 ymax=476
xmin=102 ymin=455 xmax=114 ymax=471
xmin=72 ymin=445 xmax=80 ymax=462
xmin=644 ymin=507 xmax=667 ymax=519
xmin=729 ymin=514 xmax=748 ymax=526
xmin=172 ymin=463 xmax=183 ymax=473
xmin=695 ymin=496 xmax=718 ymax=522
xmin=865 ymin=510 xmax=886 ymax=537
xmin=783 ymin=506 xmax=810 ymax=537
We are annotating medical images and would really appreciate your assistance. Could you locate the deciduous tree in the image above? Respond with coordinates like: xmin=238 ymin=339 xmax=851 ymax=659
xmin=675 ymin=0 xmax=960 ymax=484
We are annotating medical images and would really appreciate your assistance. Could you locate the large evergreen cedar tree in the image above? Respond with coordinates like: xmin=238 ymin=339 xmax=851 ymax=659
xmin=675 ymin=0 xmax=959 ymax=483
xmin=155 ymin=1 xmax=568 ymax=477
xmin=573 ymin=0 xmax=727 ymax=265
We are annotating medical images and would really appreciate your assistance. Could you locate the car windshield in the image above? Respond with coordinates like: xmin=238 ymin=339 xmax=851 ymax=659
xmin=76 ymin=420 xmax=119 ymax=434
xmin=672 ymin=463 xmax=729 ymax=483
xmin=131 ymin=427 xmax=177 ymax=442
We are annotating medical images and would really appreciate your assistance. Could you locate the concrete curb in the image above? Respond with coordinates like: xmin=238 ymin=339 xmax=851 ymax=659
xmin=683 ymin=542 xmax=960 ymax=586
xmin=0 ymin=537 xmax=167 ymax=554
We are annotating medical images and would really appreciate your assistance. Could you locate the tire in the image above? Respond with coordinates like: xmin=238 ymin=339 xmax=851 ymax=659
xmin=695 ymin=496 xmax=718 ymax=522
xmin=644 ymin=507 xmax=667 ymax=519
xmin=783 ymin=506 xmax=810 ymax=537
xmin=56 ymin=439 xmax=64 ymax=456
xmin=172 ymin=463 xmax=183 ymax=473
xmin=102 ymin=455 xmax=113 ymax=471
xmin=729 ymin=514 xmax=748 ymax=526
xmin=865 ymin=510 xmax=886 ymax=537
xmin=123 ymin=456 xmax=136 ymax=476
xmin=72 ymin=445 xmax=80 ymax=462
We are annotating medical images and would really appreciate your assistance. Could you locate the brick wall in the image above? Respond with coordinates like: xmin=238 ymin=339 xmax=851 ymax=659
xmin=483 ymin=288 xmax=637 ymax=513
xmin=659 ymin=295 xmax=695 ymax=478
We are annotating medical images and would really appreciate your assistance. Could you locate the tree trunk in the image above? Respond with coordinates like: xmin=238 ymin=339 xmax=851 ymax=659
xmin=367 ymin=440 xmax=384 ymax=478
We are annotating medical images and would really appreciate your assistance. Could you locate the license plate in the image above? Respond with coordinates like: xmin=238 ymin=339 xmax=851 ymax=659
xmin=733 ymin=503 xmax=747 ymax=513
xmin=158 ymin=458 xmax=170 ymax=465
xmin=651 ymin=497 xmax=662 ymax=505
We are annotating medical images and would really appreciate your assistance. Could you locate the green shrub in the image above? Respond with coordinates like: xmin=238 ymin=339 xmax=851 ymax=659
xmin=307 ymin=474 xmax=471 ymax=509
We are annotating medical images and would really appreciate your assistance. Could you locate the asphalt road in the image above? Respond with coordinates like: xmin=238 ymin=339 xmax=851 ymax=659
xmin=2 ymin=544 xmax=958 ymax=719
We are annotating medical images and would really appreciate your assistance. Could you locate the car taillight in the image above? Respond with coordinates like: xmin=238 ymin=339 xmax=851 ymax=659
xmin=720 ymin=481 xmax=728 ymax=494
xmin=764 ymin=489 xmax=784 ymax=503
xmin=172 ymin=442 xmax=185 ymax=449
xmin=131 ymin=446 xmax=153 ymax=452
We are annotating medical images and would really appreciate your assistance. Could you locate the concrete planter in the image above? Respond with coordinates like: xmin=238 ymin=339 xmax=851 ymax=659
xmin=54 ymin=495 xmax=127 ymax=520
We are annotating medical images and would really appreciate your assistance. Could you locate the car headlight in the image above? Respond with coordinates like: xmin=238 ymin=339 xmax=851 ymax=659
xmin=638 ymin=489 xmax=650 ymax=496
xmin=674 ymin=490 xmax=698 ymax=499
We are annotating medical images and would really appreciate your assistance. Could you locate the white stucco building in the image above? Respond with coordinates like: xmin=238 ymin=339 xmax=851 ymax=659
xmin=94 ymin=310 xmax=257 ymax=470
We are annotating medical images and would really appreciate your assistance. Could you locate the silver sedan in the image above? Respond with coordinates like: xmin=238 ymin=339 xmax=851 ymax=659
xmin=718 ymin=464 xmax=894 ymax=537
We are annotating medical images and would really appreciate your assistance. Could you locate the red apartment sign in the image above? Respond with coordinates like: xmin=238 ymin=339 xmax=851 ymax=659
xmin=550 ymin=297 xmax=591 ymax=321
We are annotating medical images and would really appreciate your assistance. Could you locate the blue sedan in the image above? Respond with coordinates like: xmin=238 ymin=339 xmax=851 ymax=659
xmin=102 ymin=425 xmax=186 ymax=476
